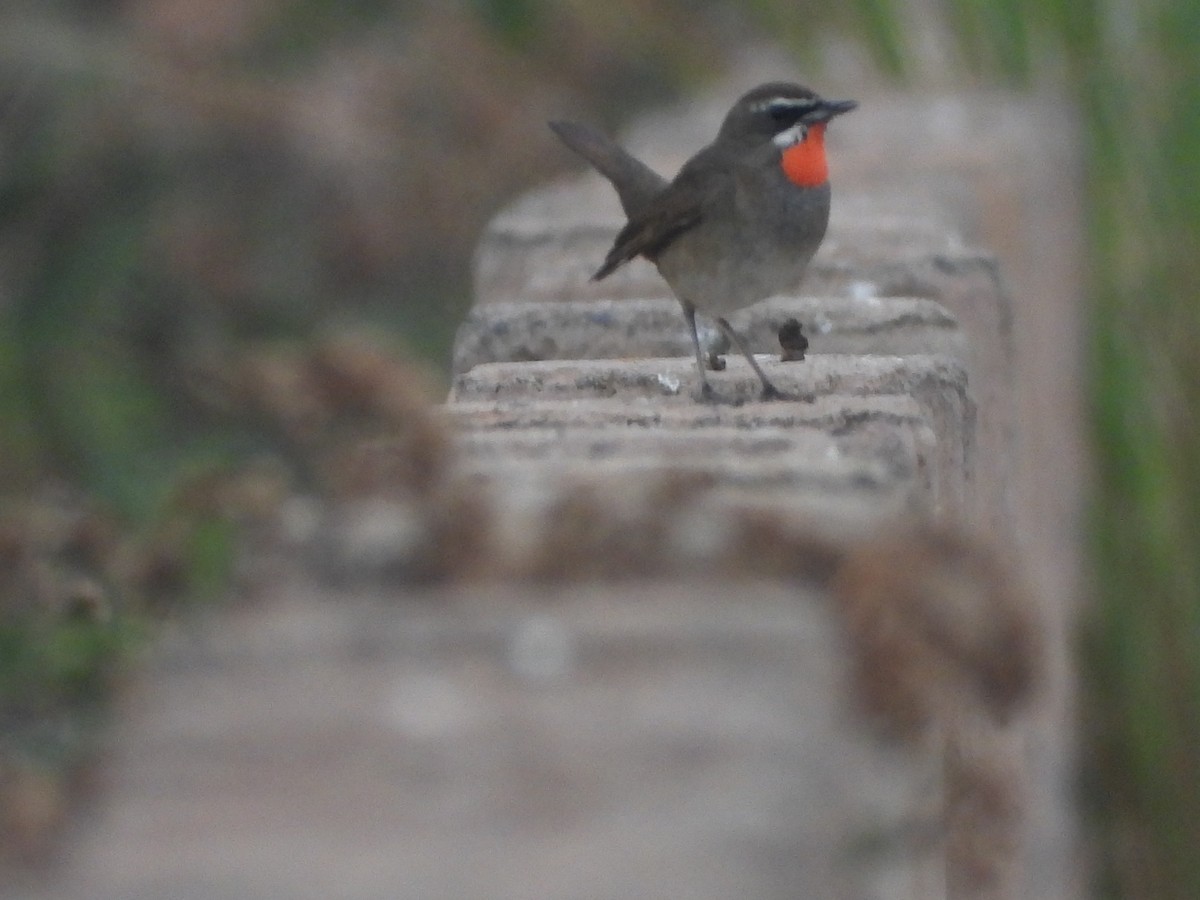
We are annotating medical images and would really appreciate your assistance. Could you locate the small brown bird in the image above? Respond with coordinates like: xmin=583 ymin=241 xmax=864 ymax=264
xmin=550 ymin=82 xmax=855 ymax=401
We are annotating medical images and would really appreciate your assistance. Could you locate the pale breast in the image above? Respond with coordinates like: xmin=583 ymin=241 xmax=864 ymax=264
xmin=655 ymin=175 xmax=831 ymax=315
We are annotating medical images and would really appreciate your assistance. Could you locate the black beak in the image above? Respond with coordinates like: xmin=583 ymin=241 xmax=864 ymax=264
xmin=806 ymin=98 xmax=857 ymax=124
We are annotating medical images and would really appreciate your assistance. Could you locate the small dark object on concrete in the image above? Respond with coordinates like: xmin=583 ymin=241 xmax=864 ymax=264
xmin=779 ymin=318 xmax=809 ymax=362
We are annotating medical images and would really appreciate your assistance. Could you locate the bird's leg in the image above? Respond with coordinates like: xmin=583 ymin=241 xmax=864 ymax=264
xmin=715 ymin=317 xmax=788 ymax=401
xmin=682 ymin=303 xmax=717 ymax=402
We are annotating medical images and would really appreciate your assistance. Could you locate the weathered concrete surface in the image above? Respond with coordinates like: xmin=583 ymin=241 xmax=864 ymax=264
xmin=458 ymin=437 xmax=921 ymax=511
xmin=451 ymin=355 xmax=972 ymax=519
xmin=452 ymin=295 xmax=966 ymax=374
xmin=454 ymin=420 xmax=925 ymax=486
xmin=22 ymin=582 xmax=947 ymax=900
xmin=441 ymin=392 xmax=931 ymax=434
xmin=444 ymin=392 xmax=939 ymax=520
xmin=454 ymin=424 xmax=851 ymax=473
xmin=447 ymin=415 xmax=932 ymax=530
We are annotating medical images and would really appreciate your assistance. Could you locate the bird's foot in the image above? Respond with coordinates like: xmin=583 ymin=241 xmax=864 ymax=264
xmin=705 ymin=352 xmax=727 ymax=372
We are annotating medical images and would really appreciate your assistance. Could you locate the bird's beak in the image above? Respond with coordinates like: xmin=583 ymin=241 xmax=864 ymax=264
xmin=807 ymin=99 xmax=858 ymax=123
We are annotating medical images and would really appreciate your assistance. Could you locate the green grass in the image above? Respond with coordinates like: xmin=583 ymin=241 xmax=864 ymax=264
xmin=0 ymin=577 xmax=143 ymax=777
xmin=925 ymin=0 xmax=1200 ymax=894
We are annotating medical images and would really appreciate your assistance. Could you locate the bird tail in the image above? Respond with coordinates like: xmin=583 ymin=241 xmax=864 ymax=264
xmin=548 ymin=121 xmax=667 ymax=219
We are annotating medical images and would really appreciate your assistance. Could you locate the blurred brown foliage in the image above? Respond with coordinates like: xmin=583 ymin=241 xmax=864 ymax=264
xmin=0 ymin=0 xmax=864 ymax=865
xmin=1 ymin=0 xmax=754 ymax=357
xmin=0 ymin=0 xmax=790 ymax=515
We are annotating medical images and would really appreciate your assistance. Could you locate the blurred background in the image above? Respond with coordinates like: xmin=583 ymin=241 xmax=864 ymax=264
xmin=0 ymin=0 xmax=1197 ymax=897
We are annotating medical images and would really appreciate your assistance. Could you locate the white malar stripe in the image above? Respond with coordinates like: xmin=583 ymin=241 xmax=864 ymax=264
xmin=772 ymin=123 xmax=808 ymax=149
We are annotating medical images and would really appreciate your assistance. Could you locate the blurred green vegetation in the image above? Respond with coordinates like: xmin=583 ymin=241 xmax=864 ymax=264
xmin=744 ymin=0 xmax=1200 ymax=893
xmin=0 ymin=598 xmax=140 ymax=768
xmin=921 ymin=0 xmax=1200 ymax=896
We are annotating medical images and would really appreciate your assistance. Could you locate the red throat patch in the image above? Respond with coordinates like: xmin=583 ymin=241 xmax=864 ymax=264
xmin=780 ymin=122 xmax=829 ymax=188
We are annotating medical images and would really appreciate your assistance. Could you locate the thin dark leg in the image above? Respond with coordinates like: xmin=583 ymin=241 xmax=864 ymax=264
xmin=715 ymin=317 xmax=785 ymax=400
xmin=682 ymin=303 xmax=716 ymax=401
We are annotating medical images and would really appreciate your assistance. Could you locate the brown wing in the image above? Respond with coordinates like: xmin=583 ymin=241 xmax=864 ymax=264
xmin=591 ymin=188 xmax=706 ymax=280
xmin=591 ymin=141 xmax=734 ymax=281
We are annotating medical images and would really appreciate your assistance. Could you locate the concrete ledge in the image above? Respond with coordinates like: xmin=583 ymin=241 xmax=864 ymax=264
xmin=441 ymin=392 xmax=930 ymax=433
xmin=454 ymin=424 xmax=841 ymax=461
xmin=460 ymin=445 xmax=920 ymax=509
xmin=37 ymin=582 xmax=945 ymax=900
xmin=467 ymin=174 xmax=1011 ymax=541
xmin=450 ymin=355 xmax=972 ymax=517
xmin=451 ymin=295 xmax=965 ymax=374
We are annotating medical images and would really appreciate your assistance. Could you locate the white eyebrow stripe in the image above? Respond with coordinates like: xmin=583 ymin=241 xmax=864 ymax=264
xmin=751 ymin=96 xmax=819 ymax=114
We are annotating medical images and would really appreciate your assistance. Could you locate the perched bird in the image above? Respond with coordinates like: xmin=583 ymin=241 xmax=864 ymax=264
xmin=550 ymin=82 xmax=855 ymax=401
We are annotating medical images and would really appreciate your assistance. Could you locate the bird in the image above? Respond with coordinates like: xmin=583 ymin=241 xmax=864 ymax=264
xmin=550 ymin=82 xmax=855 ymax=401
